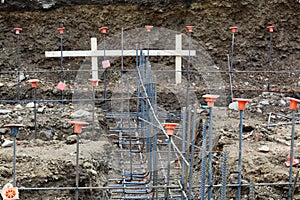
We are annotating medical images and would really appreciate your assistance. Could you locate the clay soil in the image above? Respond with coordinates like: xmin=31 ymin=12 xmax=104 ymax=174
xmin=1 ymin=0 xmax=300 ymax=199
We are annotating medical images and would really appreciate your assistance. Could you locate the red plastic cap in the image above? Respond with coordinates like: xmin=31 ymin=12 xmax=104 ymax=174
xmin=232 ymin=98 xmax=251 ymax=111
xmin=285 ymin=154 xmax=300 ymax=167
xmin=58 ymin=27 xmax=65 ymax=35
xmin=203 ymin=94 xmax=219 ymax=108
xmin=286 ymin=97 xmax=300 ymax=111
xmin=69 ymin=121 xmax=89 ymax=134
xmin=89 ymin=79 xmax=100 ymax=87
xmin=186 ymin=26 xmax=194 ymax=33
xmin=145 ymin=25 xmax=153 ymax=32
xmin=163 ymin=123 xmax=178 ymax=136
xmin=99 ymin=27 xmax=108 ymax=34
xmin=14 ymin=28 xmax=22 ymax=35
xmin=229 ymin=26 xmax=238 ymax=33
xmin=28 ymin=79 xmax=40 ymax=88
xmin=267 ymin=25 xmax=275 ymax=33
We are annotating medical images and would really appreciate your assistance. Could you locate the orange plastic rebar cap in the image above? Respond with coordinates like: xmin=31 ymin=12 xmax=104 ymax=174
xmin=14 ymin=28 xmax=22 ymax=35
xmin=99 ymin=27 xmax=108 ymax=34
xmin=286 ymin=97 xmax=300 ymax=111
xmin=69 ymin=121 xmax=89 ymax=134
xmin=203 ymin=94 xmax=219 ymax=108
xmin=186 ymin=26 xmax=194 ymax=33
xmin=163 ymin=123 xmax=178 ymax=136
xmin=145 ymin=25 xmax=153 ymax=32
xmin=229 ymin=26 xmax=238 ymax=33
xmin=232 ymin=98 xmax=251 ymax=111
xmin=28 ymin=79 xmax=40 ymax=88
xmin=58 ymin=27 xmax=65 ymax=34
xmin=267 ymin=25 xmax=275 ymax=33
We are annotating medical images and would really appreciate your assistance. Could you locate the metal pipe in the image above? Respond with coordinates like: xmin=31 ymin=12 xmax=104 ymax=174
xmin=200 ymin=120 xmax=207 ymax=200
xmin=288 ymin=110 xmax=296 ymax=200
xmin=207 ymin=106 xmax=214 ymax=199
xmin=238 ymin=110 xmax=244 ymax=200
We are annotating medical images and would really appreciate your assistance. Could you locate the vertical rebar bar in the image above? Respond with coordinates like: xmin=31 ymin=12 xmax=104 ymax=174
xmin=228 ymin=30 xmax=236 ymax=104
xmin=16 ymin=33 xmax=21 ymax=101
xmin=200 ymin=120 xmax=207 ymax=200
xmin=207 ymin=106 xmax=214 ymax=199
xmin=267 ymin=30 xmax=273 ymax=92
xmin=60 ymin=32 xmax=64 ymax=100
xmin=91 ymin=86 xmax=95 ymax=135
xmin=34 ymin=87 xmax=37 ymax=139
xmin=288 ymin=110 xmax=296 ymax=200
xmin=249 ymin=176 xmax=253 ymax=200
xmin=221 ymin=151 xmax=228 ymax=200
xmin=13 ymin=136 xmax=17 ymax=187
xmin=238 ymin=110 xmax=244 ymax=200
xmin=103 ymin=33 xmax=107 ymax=111
xmin=75 ymin=134 xmax=80 ymax=200
xmin=181 ymin=107 xmax=187 ymax=200
xmin=188 ymin=106 xmax=197 ymax=199
xmin=167 ymin=135 xmax=172 ymax=187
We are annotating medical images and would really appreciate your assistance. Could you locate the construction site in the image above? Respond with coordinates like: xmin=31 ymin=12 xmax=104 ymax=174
xmin=1 ymin=0 xmax=300 ymax=199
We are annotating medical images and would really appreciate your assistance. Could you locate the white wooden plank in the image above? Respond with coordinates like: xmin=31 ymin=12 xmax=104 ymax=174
xmin=175 ymin=34 xmax=182 ymax=84
xmin=91 ymin=37 xmax=98 ymax=80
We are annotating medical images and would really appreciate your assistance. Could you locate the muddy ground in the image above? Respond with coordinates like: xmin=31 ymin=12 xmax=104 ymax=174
xmin=1 ymin=0 xmax=300 ymax=199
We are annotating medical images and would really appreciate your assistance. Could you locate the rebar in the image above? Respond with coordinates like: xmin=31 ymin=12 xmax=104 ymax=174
xmin=103 ymin=33 xmax=107 ymax=111
xmin=207 ymin=106 xmax=214 ymax=199
xmin=200 ymin=119 xmax=207 ymax=200
xmin=288 ymin=110 xmax=296 ymax=200
xmin=238 ymin=110 xmax=244 ymax=200
xmin=188 ymin=106 xmax=197 ymax=200
xmin=221 ymin=151 xmax=228 ymax=200
xmin=59 ymin=31 xmax=64 ymax=100
xmin=16 ymin=33 xmax=21 ymax=101
xmin=13 ymin=136 xmax=17 ymax=187
xmin=75 ymin=134 xmax=80 ymax=200
xmin=249 ymin=176 xmax=253 ymax=200
xmin=33 ymin=87 xmax=37 ymax=139
xmin=267 ymin=29 xmax=273 ymax=92
xmin=181 ymin=107 xmax=187 ymax=199
xmin=228 ymin=30 xmax=236 ymax=104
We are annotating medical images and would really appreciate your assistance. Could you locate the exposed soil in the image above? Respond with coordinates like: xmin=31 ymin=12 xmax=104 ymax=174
xmin=1 ymin=0 xmax=300 ymax=199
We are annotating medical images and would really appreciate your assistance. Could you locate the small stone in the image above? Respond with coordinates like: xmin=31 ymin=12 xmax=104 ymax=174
xmin=260 ymin=99 xmax=269 ymax=105
xmin=0 ymin=83 xmax=4 ymax=87
xmin=0 ymin=109 xmax=12 ymax=114
xmin=0 ymin=128 xmax=7 ymax=134
xmin=71 ymin=110 xmax=91 ymax=118
xmin=37 ymin=107 xmax=45 ymax=113
xmin=17 ymin=116 xmax=23 ymax=123
xmin=14 ymin=104 xmax=24 ymax=110
xmin=279 ymin=99 xmax=287 ymax=106
xmin=257 ymin=108 xmax=263 ymax=113
xmin=66 ymin=135 xmax=77 ymax=144
xmin=259 ymin=145 xmax=270 ymax=152
xmin=26 ymin=102 xmax=35 ymax=108
xmin=2 ymin=140 xmax=13 ymax=147
xmin=228 ymin=102 xmax=238 ymax=111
